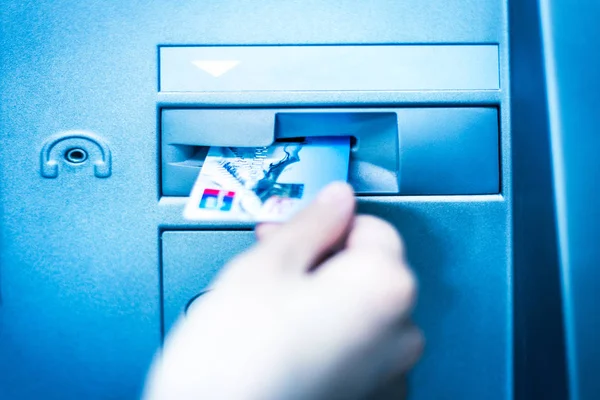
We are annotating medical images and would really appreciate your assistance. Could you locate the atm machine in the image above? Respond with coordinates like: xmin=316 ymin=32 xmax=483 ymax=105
xmin=0 ymin=1 xmax=597 ymax=399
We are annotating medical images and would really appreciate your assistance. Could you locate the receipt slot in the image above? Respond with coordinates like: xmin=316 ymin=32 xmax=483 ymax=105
xmin=0 ymin=1 xmax=549 ymax=400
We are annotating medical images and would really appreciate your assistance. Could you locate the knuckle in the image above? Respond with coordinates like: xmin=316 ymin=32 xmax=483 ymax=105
xmin=357 ymin=215 xmax=397 ymax=237
xmin=353 ymin=215 xmax=405 ymax=256
xmin=367 ymin=263 xmax=417 ymax=323
xmin=335 ymin=248 xmax=417 ymax=326
xmin=385 ymin=266 xmax=417 ymax=307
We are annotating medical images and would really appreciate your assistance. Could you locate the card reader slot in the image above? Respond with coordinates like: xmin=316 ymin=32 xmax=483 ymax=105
xmin=162 ymin=109 xmax=399 ymax=196
xmin=162 ymin=136 xmax=363 ymax=196
xmin=161 ymin=108 xmax=499 ymax=197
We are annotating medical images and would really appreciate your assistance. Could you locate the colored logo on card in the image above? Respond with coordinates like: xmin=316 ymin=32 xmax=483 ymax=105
xmin=199 ymin=188 xmax=235 ymax=212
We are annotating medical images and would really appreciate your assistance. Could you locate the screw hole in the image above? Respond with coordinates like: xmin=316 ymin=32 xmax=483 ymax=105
xmin=65 ymin=148 xmax=88 ymax=164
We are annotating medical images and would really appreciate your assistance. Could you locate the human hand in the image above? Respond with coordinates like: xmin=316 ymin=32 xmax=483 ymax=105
xmin=144 ymin=182 xmax=423 ymax=400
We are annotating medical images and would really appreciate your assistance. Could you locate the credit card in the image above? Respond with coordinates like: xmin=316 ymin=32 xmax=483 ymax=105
xmin=183 ymin=136 xmax=351 ymax=222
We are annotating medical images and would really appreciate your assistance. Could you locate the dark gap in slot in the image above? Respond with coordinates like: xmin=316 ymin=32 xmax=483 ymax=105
xmin=274 ymin=137 xmax=306 ymax=143
xmin=275 ymin=136 xmax=358 ymax=151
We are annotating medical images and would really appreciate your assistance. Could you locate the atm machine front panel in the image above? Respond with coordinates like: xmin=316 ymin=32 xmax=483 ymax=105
xmin=0 ymin=1 xmax=511 ymax=399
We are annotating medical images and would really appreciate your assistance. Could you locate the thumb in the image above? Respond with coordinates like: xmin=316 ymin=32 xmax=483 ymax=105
xmin=257 ymin=182 xmax=355 ymax=274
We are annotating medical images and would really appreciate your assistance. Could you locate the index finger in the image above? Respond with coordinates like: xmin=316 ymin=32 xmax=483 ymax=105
xmin=254 ymin=182 xmax=356 ymax=274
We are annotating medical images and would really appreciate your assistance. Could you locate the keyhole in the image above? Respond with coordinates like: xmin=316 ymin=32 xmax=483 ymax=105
xmin=65 ymin=148 xmax=88 ymax=164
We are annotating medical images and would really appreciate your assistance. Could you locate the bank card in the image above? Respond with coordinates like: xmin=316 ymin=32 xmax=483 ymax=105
xmin=183 ymin=136 xmax=350 ymax=222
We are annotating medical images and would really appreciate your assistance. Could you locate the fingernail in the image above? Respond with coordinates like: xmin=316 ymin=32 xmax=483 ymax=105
xmin=316 ymin=182 xmax=354 ymax=206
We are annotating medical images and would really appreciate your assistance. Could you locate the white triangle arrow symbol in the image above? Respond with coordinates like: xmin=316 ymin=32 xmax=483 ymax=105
xmin=192 ymin=60 xmax=240 ymax=77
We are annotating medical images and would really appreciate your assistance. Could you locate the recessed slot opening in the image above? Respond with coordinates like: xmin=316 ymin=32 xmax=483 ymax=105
xmin=161 ymin=111 xmax=400 ymax=196
xmin=161 ymin=108 xmax=500 ymax=197
xmin=275 ymin=112 xmax=399 ymax=194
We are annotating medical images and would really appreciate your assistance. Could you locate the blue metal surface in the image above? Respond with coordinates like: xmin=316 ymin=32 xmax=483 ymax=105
xmin=508 ymin=0 xmax=569 ymax=398
xmin=540 ymin=1 xmax=600 ymax=399
xmin=160 ymin=45 xmax=500 ymax=92
xmin=360 ymin=197 xmax=509 ymax=400
xmin=162 ymin=231 xmax=255 ymax=333
xmin=395 ymin=107 xmax=499 ymax=195
xmin=0 ymin=1 xmax=510 ymax=399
